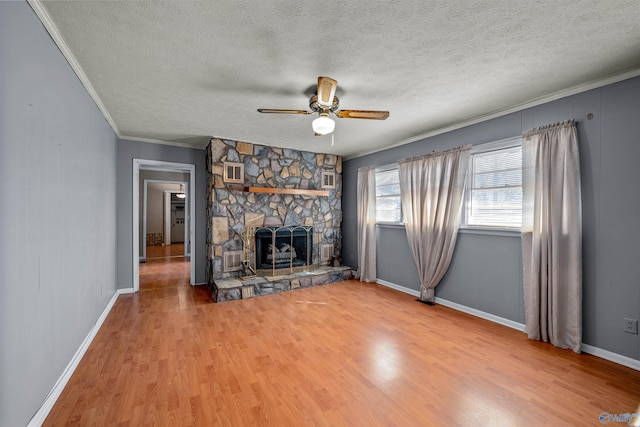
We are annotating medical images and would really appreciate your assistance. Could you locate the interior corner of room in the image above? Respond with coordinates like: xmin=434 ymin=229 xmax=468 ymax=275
xmin=3 ymin=1 xmax=640 ymax=426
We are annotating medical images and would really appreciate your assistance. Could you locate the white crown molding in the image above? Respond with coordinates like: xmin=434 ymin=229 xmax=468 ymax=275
xmin=27 ymin=0 xmax=122 ymax=139
xmin=27 ymin=0 xmax=211 ymax=153
xmin=26 ymin=288 xmax=133 ymax=426
xmin=119 ymin=135 xmax=208 ymax=150
xmin=375 ymin=278 xmax=639 ymax=371
xmin=345 ymin=68 xmax=640 ymax=160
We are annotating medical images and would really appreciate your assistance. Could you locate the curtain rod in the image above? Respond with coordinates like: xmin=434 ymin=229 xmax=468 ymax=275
xmin=523 ymin=119 xmax=576 ymax=138
xmin=398 ymin=144 xmax=471 ymax=164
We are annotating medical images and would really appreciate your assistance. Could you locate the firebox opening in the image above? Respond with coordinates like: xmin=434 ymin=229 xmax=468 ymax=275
xmin=255 ymin=226 xmax=312 ymax=270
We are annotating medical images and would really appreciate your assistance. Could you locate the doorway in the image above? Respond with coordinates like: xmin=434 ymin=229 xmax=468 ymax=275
xmin=133 ymin=159 xmax=196 ymax=292
xmin=139 ymin=181 xmax=190 ymax=290
xmin=141 ymin=180 xmax=189 ymax=261
xmin=163 ymin=189 xmax=188 ymax=248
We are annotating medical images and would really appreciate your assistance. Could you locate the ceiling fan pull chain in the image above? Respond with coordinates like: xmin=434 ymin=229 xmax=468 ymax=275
xmin=331 ymin=133 xmax=335 ymax=147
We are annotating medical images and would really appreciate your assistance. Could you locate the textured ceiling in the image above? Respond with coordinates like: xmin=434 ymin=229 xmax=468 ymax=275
xmin=34 ymin=0 xmax=640 ymax=158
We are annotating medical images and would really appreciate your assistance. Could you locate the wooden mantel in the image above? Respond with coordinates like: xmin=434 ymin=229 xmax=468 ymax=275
xmin=245 ymin=186 xmax=329 ymax=196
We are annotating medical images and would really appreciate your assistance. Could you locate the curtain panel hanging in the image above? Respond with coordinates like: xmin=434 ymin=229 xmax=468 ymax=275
xmin=522 ymin=119 xmax=582 ymax=353
xmin=398 ymin=145 xmax=471 ymax=302
xmin=357 ymin=167 xmax=377 ymax=282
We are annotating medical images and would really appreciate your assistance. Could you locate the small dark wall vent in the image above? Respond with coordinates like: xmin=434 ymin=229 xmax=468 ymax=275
xmin=223 ymin=250 xmax=243 ymax=272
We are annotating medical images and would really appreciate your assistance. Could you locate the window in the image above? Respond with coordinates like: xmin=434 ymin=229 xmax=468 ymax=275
xmin=463 ymin=137 xmax=522 ymax=229
xmin=375 ymin=166 xmax=402 ymax=223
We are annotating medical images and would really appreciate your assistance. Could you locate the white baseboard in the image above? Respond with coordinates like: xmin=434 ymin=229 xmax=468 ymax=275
xmin=27 ymin=289 xmax=130 ymax=426
xmin=376 ymin=278 xmax=524 ymax=331
xmin=376 ymin=278 xmax=420 ymax=297
xmin=581 ymin=344 xmax=640 ymax=371
xmin=375 ymin=278 xmax=639 ymax=371
xmin=434 ymin=297 xmax=526 ymax=332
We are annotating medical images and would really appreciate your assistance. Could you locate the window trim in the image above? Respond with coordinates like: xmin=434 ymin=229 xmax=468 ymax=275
xmin=374 ymin=163 xmax=403 ymax=225
xmin=460 ymin=136 xmax=523 ymax=232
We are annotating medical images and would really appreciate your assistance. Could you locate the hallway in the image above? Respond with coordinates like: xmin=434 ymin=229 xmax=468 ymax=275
xmin=140 ymin=243 xmax=190 ymax=290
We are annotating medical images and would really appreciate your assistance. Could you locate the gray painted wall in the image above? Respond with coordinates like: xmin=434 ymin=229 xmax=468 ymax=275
xmin=343 ymin=77 xmax=640 ymax=361
xmin=117 ymin=139 xmax=207 ymax=287
xmin=0 ymin=2 xmax=118 ymax=425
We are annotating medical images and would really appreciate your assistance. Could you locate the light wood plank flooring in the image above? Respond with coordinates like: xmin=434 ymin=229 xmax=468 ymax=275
xmin=140 ymin=244 xmax=190 ymax=290
xmin=44 ymin=280 xmax=640 ymax=426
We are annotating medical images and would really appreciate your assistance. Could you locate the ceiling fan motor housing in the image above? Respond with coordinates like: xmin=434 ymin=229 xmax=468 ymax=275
xmin=309 ymin=95 xmax=340 ymax=113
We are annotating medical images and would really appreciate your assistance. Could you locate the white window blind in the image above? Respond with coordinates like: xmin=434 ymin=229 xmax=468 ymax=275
xmin=375 ymin=167 xmax=402 ymax=223
xmin=465 ymin=140 xmax=522 ymax=229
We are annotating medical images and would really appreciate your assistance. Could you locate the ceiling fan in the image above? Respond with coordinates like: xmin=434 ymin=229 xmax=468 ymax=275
xmin=257 ymin=76 xmax=389 ymax=136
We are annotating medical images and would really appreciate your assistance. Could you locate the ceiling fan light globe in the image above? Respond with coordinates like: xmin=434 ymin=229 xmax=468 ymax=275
xmin=312 ymin=114 xmax=335 ymax=135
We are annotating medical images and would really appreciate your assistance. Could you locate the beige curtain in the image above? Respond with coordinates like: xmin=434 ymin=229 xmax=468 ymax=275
xmin=522 ymin=120 xmax=582 ymax=353
xmin=398 ymin=145 xmax=471 ymax=302
xmin=357 ymin=167 xmax=376 ymax=282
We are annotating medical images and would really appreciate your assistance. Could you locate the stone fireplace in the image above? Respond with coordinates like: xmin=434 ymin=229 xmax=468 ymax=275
xmin=206 ymin=138 xmax=350 ymax=301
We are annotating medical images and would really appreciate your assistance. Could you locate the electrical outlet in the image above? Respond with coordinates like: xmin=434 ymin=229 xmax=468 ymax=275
xmin=624 ymin=318 xmax=638 ymax=334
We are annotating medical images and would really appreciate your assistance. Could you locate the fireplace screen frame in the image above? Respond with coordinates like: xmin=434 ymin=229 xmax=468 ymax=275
xmin=249 ymin=225 xmax=313 ymax=275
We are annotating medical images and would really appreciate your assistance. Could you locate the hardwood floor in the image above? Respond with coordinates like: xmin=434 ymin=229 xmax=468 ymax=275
xmin=140 ymin=244 xmax=190 ymax=290
xmin=44 ymin=280 xmax=640 ymax=426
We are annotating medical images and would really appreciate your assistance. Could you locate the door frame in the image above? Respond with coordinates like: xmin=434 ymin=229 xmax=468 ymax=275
xmin=133 ymin=159 xmax=196 ymax=292
xmin=141 ymin=179 xmax=188 ymax=261
xmin=163 ymin=190 xmax=172 ymax=246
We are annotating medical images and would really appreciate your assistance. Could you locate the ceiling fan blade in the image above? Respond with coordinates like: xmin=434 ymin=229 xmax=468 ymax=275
xmin=317 ymin=76 xmax=337 ymax=108
xmin=335 ymin=110 xmax=390 ymax=120
xmin=257 ymin=109 xmax=311 ymax=115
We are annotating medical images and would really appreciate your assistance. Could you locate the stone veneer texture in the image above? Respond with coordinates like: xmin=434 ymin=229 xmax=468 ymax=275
xmin=206 ymin=138 xmax=342 ymax=285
